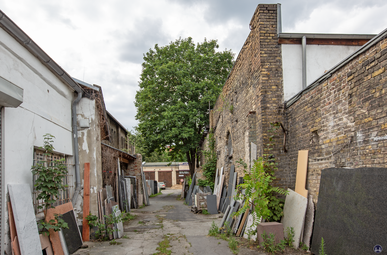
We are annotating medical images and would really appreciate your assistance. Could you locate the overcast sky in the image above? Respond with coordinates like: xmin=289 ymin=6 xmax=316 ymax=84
xmin=1 ymin=0 xmax=387 ymax=131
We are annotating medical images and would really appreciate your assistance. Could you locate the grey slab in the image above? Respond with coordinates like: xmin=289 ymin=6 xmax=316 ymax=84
xmin=185 ymin=173 xmax=196 ymax=206
xmin=225 ymin=201 xmax=239 ymax=230
xmin=302 ymin=195 xmax=314 ymax=250
xmin=281 ymin=189 xmax=307 ymax=249
xmin=206 ymin=195 xmax=218 ymax=214
xmin=224 ymin=165 xmax=235 ymax=208
xmin=219 ymin=205 xmax=231 ymax=229
xmin=61 ymin=210 xmax=83 ymax=254
xmin=8 ymin=184 xmax=42 ymax=255
xmin=311 ymin=168 xmax=387 ymax=255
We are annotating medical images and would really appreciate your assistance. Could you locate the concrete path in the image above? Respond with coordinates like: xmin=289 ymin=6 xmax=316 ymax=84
xmin=73 ymin=189 xmax=270 ymax=255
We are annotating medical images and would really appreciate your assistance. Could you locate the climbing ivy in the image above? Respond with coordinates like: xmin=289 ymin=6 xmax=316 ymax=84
xmin=198 ymin=131 xmax=217 ymax=191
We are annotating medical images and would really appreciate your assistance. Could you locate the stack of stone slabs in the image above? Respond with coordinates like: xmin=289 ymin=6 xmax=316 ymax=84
xmin=311 ymin=168 xmax=387 ymax=255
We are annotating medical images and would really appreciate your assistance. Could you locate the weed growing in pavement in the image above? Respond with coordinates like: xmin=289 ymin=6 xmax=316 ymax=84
xmin=150 ymin=192 xmax=162 ymax=198
xmin=121 ymin=211 xmax=136 ymax=222
xmin=134 ymin=229 xmax=138 ymax=232
xmin=284 ymin=227 xmax=295 ymax=247
xmin=228 ymin=237 xmax=239 ymax=254
xmin=122 ymin=235 xmax=129 ymax=239
xmin=139 ymin=204 xmax=146 ymax=209
xmin=259 ymin=231 xmax=286 ymax=253
xmin=138 ymin=221 xmax=145 ymax=225
xmin=154 ymin=235 xmax=172 ymax=255
xmin=208 ymin=221 xmax=219 ymax=236
xmin=109 ymin=240 xmax=122 ymax=245
xmin=202 ymin=209 xmax=210 ymax=215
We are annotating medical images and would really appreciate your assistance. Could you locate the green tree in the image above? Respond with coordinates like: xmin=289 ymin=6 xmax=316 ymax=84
xmin=135 ymin=37 xmax=233 ymax=175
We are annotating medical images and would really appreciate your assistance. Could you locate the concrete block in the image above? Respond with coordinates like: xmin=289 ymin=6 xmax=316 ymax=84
xmin=257 ymin=222 xmax=284 ymax=245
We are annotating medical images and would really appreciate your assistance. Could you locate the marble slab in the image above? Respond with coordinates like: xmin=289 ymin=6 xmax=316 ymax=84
xmin=125 ymin=178 xmax=131 ymax=211
xmin=281 ymin=189 xmax=307 ymax=249
xmin=112 ymin=205 xmax=123 ymax=239
xmin=8 ymin=184 xmax=42 ymax=255
xmin=302 ymin=195 xmax=314 ymax=250
xmin=311 ymin=168 xmax=387 ymax=255
xmin=243 ymin=211 xmax=260 ymax=241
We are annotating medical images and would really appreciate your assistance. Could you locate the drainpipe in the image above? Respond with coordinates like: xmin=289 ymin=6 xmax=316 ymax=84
xmin=71 ymin=89 xmax=83 ymax=205
xmin=302 ymin=35 xmax=307 ymax=89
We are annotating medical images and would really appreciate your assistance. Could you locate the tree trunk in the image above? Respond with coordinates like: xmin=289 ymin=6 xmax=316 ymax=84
xmin=186 ymin=150 xmax=196 ymax=176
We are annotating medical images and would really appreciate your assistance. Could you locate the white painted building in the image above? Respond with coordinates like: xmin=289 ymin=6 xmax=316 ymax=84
xmin=0 ymin=11 xmax=83 ymax=254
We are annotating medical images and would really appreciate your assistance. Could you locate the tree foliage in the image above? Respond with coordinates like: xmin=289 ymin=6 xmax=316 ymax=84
xmin=198 ymin=131 xmax=217 ymax=191
xmin=135 ymin=37 xmax=234 ymax=174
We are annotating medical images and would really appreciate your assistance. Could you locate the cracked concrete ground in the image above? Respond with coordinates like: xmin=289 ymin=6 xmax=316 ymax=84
xmin=73 ymin=189 xmax=307 ymax=255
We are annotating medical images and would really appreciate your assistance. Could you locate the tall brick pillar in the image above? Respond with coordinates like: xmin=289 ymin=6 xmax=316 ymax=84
xmin=251 ymin=4 xmax=287 ymax=188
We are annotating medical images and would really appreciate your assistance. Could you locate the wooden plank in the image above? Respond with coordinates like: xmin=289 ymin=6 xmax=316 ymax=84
xmin=278 ymin=38 xmax=369 ymax=46
xmin=295 ymin=150 xmax=309 ymax=198
xmin=45 ymin=202 xmax=74 ymax=255
xmin=40 ymin=234 xmax=54 ymax=255
xmin=8 ymin=202 xmax=21 ymax=255
xmin=82 ymin=163 xmax=90 ymax=241
xmin=236 ymin=207 xmax=249 ymax=237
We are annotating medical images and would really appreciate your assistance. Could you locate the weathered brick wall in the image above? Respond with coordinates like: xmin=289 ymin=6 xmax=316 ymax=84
xmin=283 ymin=37 xmax=387 ymax=203
xmin=211 ymin=4 xmax=285 ymax=186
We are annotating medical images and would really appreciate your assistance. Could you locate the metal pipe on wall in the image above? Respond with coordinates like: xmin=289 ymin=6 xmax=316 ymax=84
xmin=302 ymin=36 xmax=307 ymax=89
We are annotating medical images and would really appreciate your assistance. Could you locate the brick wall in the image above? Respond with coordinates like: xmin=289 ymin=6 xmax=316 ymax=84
xmin=208 ymin=3 xmax=387 ymax=204
xmin=283 ymin=36 xmax=387 ymax=203
xmin=210 ymin=4 xmax=285 ymax=186
xmin=127 ymin=154 xmax=143 ymax=205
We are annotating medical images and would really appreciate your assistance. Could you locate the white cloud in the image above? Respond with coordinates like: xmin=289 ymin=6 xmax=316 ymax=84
xmin=1 ymin=0 xmax=386 ymax=130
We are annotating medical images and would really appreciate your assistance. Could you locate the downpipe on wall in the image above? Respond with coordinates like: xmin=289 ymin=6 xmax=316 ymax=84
xmin=71 ymin=89 xmax=83 ymax=205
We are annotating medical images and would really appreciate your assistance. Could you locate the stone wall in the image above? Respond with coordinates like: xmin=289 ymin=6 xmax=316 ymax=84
xmin=210 ymin=4 xmax=285 ymax=186
xmin=283 ymin=36 xmax=387 ymax=203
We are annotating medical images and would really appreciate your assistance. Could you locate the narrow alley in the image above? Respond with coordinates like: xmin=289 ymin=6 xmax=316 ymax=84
xmin=73 ymin=188 xmax=263 ymax=255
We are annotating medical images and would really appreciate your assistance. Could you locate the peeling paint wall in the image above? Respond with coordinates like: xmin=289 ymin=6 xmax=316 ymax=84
xmin=76 ymin=97 xmax=102 ymax=219
xmin=0 ymin=26 xmax=75 ymax=254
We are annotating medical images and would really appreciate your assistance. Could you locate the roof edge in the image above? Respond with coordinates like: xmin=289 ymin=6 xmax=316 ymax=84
xmin=0 ymin=10 xmax=82 ymax=93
